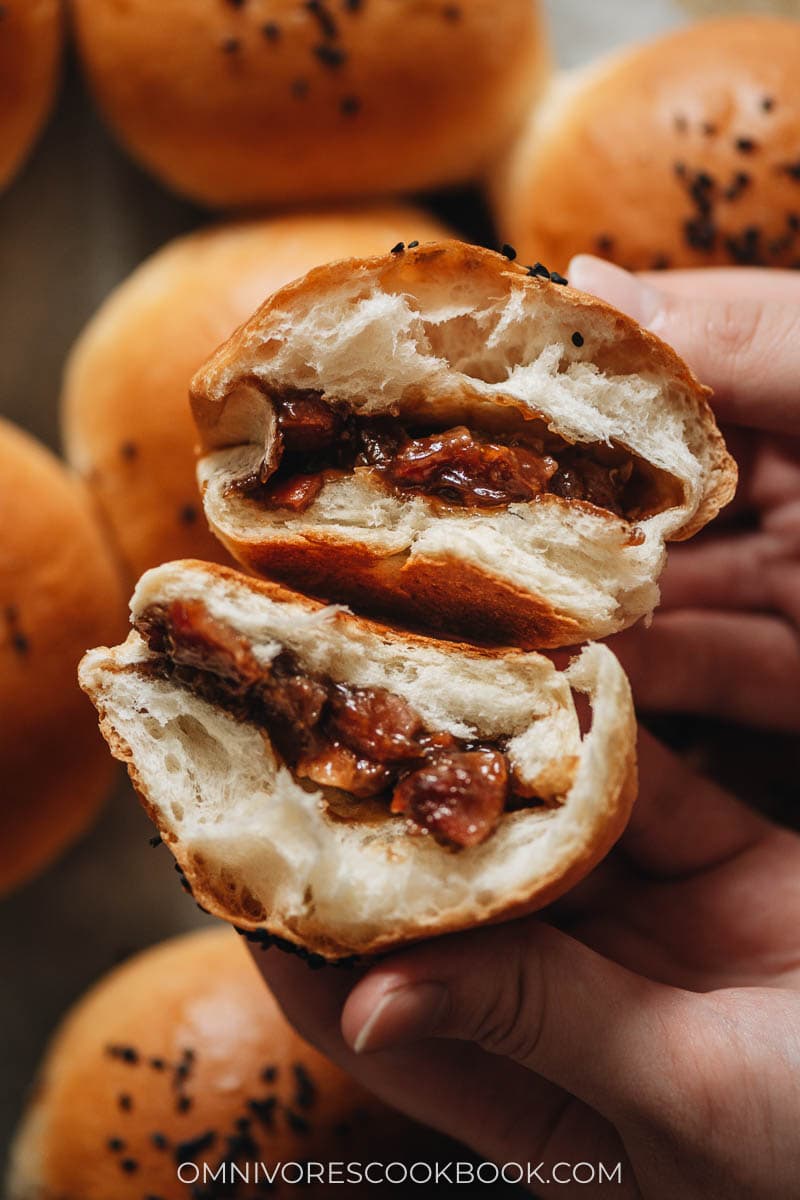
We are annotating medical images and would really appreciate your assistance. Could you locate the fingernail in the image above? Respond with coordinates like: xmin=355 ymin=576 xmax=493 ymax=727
xmin=352 ymin=983 xmax=449 ymax=1054
xmin=567 ymin=254 xmax=663 ymax=326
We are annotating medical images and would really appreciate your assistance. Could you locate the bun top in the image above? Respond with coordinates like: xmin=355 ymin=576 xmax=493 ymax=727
xmin=0 ymin=419 xmax=125 ymax=894
xmin=496 ymin=15 xmax=800 ymax=272
xmin=191 ymin=240 xmax=735 ymax=544
xmin=62 ymin=207 xmax=451 ymax=582
xmin=0 ymin=0 xmax=62 ymax=190
xmin=8 ymin=928 xmax=448 ymax=1198
xmin=72 ymin=0 xmax=547 ymax=208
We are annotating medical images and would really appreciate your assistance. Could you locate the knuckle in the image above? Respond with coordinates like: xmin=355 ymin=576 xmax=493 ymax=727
xmin=466 ymin=947 xmax=546 ymax=1065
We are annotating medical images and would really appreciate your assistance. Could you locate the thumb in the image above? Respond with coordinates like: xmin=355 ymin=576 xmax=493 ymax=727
xmin=341 ymin=919 xmax=697 ymax=1123
xmin=567 ymin=254 xmax=800 ymax=436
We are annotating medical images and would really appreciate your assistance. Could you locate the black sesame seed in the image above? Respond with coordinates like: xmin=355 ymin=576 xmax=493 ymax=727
xmin=651 ymin=255 xmax=671 ymax=270
xmin=571 ymin=331 xmax=584 ymax=348
xmin=150 ymin=1058 xmax=166 ymax=1072
xmin=179 ymin=503 xmax=198 ymax=525
xmin=175 ymin=1130 xmax=216 ymax=1164
xmin=221 ymin=36 xmax=241 ymax=54
xmin=761 ymin=96 xmax=775 ymax=112
xmin=249 ymin=1096 xmax=277 ymax=1127
xmin=407 ymin=240 xmax=420 ymax=249
xmin=261 ymin=1065 xmax=278 ymax=1083
xmin=781 ymin=161 xmax=800 ymax=181
xmin=343 ymin=0 xmax=362 ymax=10
xmin=177 ymin=1095 xmax=193 ymax=1114
xmin=151 ymin=1131 xmax=169 ymax=1149
xmin=390 ymin=242 xmax=405 ymax=254
xmin=236 ymin=1115 xmax=252 ymax=1131
xmin=735 ymin=136 xmax=757 ymax=154
xmin=305 ymin=0 xmax=339 ymax=39
xmin=340 ymin=95 xmax=361 ymax=116
xmin=684 ymin=217 xmax=717 ymax=252
xmin=527 ymin=262 xmax=550 ymax=278
xmin=118 ymin=1094 xmax=132 ymax=1112
xmin=293 ymin=1063 xmax=317 ymax=1110
xmin=442 ymin=4 xmax=462 ymax=20
xmin=595 ymin=234 xmax=614 ymax=254
xmin=788 ymin=213 xmax=800 ymax=231
xmin=501 ymin=243 xmax=517 ymax=260
xmin=107 ymin=1137 xmax=125 ymax=1152
xmin=284 ymin=1108 xmax=310 ymax=1134
xmin=120 ymin=1158 xmax=138 ymax=1174
xmin=314 ymin=43 xmax=346 ymax=68
xmin=149 ymin=834 xmax=163 ymax=848
xmin=12 ymin=632 xmax=29 ymax=656
xmin=120 ymin=441 xmax=138 ymax=461
xmin=550 ymin=272 xmax=568 ymax=286
xmin=225 ymin=0 xmax=246 ymax=7
xmin=262 ymin=21 xmax=280 ymax=40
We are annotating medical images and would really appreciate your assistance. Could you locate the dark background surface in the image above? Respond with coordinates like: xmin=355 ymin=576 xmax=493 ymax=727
xmin=3 ymin=0 xmax=798 ymax=1184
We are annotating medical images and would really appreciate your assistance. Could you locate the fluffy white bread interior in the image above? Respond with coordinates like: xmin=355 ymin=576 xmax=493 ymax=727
xmin=79 ymin=561 xmax=636 ymax=960
xmin=193 ymin=242 xmax=735 ymax=645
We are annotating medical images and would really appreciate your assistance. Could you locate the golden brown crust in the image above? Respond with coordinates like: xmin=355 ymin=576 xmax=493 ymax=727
xmin=71 ymin=0 xmax=548 ymax=208
xmin=0 ymin=420 xmax=127 ymax=895
xmin=62 ymin=208 xmax=452 ymax=584
xmin=495 ymin=15 xmax=800 ymax=273
xmin=80 ymin=561 xmax=638 ymax=960
xmin=8 ymin=928 xmax=448 ymax=1199
xmin=0 ymin=0 xmax=62 ymax=190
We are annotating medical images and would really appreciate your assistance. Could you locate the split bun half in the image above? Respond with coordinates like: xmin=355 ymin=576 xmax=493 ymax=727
xmin=79 ymin=560 xmax=636 ymax=960
xmin=192 ymin=241 xmax=736 ymax=649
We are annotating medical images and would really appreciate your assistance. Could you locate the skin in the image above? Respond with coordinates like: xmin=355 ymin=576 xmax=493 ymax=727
xmin=252 ymin=263 xmax=800 ymax=1198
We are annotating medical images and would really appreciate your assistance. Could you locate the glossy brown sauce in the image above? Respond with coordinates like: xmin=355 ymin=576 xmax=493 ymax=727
xmin=136 ymin=600 xmax=564 ymax=849
xmin=229 ymin=391 xmax=675 ymax=524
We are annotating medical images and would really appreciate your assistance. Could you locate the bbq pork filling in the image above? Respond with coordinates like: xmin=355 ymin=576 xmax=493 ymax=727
xmin=136 ymin=599 xmax=564 ymax=850
xmin=230 ymin=391 xmax=681 ymax=520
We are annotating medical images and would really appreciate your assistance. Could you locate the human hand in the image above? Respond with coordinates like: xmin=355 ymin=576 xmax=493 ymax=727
xmin=251 ymin=266 xmax=800 ymax=1197
xmin=566 ymin=259 xmax=800 ymax=735
xmin=252 ymin=729 xmax=800 ymax=1198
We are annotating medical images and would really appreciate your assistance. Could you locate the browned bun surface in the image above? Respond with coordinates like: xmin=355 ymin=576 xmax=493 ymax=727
xmin=7 ymin=927 xmax=451 ymax=1199
xmin=70 ymin=0 xmax=548 ymax=209
xmin=495 ymin=15 xmax=800 ymax=273
xmin=0 ymin=419 xmax=126 ymax=894
xmin=0 ymin=0 xmax=62 ymax=190
xmin=62 ymin=207 xmax=452 ymax=584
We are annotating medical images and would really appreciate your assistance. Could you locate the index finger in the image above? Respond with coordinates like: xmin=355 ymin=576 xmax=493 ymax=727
xmin=568 ymin=256 xmax=800 ymax=436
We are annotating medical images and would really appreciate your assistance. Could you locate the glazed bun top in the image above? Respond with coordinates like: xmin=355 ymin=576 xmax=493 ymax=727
xmin=62 ymin=206 xmax=452 ymax=583
xmin=0 ymin=0 xmax=63 ymax=190
xmin=71 ymin=0 xmax=548 ymax=208
xmin=495 ymin=15 xmax=800 ymax=273
xmin=8 ymin=928 xmax=449 ymax=1199
xmin=0 ymin=419 xmax=125 ymax=895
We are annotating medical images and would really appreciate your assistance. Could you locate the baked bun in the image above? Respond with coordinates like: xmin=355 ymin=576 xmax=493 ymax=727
xmin=62 ymin=207 xmax=451 ymax=584
xmin=8 ymin=927 xmax=450 ymax=1199
xmin=0 ymin=419 xmax=125 ymax=895
xmin=70 ymin=0 xmax=548 ymax=209
xmin=494 ymin=15 xmax=800 ymax=274
xmin=0 ymin=0 xmax=62 ymax=191
xmin=191 ymin=240 xmax=735 ymax=650
xmin=79 ymin=559 xmax=636 ymax=960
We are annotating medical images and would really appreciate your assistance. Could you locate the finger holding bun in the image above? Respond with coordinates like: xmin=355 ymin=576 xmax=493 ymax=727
xmin=70 ymin=0 xmax=548 ymax=208
xmin=62 ymin=206 xmax=452 ymax=584
xmin=0 ymin=419 xmax=126 ymax=895
xmin=0 ymin=0 xmax=62 ymax=191
xmin=7 ymin=928 xmax=451 ymax=1199
xmin=495 ymin=15 xmax=800 ymax=274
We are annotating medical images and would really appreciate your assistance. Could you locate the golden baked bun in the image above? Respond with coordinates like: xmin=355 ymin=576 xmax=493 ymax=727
xmin=70 ymin=0 xmax=548 ymax=208
xmin=495 ymin=15 xmax=800 ymax=274
xmin=0 ymin=0 xmax=62 ymax=190
xmin=0 ymin=419 xmax=126 ymax=895
xmin=8 ymin=927 xmax=451 ymax=1199
xmin=62 ymin=206 xmax=452 ymax=584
